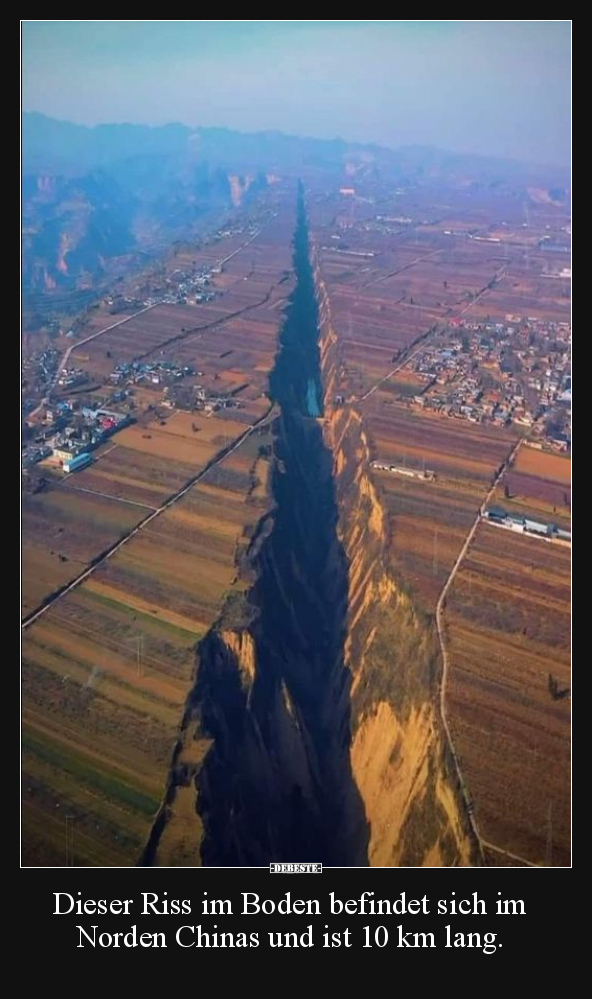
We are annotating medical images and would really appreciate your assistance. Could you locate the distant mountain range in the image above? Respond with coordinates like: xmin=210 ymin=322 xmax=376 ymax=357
xmin=22 ymin=114 xmax=272 ymax=313
xmin=22 ymin=112 xmax=569 ymax=321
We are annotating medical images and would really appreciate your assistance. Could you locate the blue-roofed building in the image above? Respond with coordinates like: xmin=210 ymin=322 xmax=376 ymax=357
xmin=63 ymin=452 xmax=93 ymax=474
xmin=484 ymin=506 xmax=507 ymax=522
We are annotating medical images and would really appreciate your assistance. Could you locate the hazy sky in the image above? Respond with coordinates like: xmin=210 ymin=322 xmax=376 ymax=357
xmin=22 ymin=20 xmax=571 ymax=165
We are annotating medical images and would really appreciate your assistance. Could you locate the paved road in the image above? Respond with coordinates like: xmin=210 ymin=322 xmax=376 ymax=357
xmin=361 ymin=247 xmax=444 ymax=290
xmin=434 ymin=436 xmax=527 ymax=864
xmin=22 ymin=406 xmax=276 ymax=630
xmin=26 ymin=228 xmax=264 ymax=422
xmin=218 ymin=227 xmax=261 ymax=266
xmin=27 ymin=305 xmax=158 ymax=421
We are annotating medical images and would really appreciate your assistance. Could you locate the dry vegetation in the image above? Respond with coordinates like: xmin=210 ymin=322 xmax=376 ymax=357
xmin=492 ymin=445 xmax=571 ymax=527
xmin=364 ymin=398 xmax=515 ymax=611
xmin=443 ymin=523 xmax=570 ymax=866
xmin=22 ymin=420 xmax=275 ymax=866
xmin=22 ymin=212 xmax=291 ymax=866
xmin=314 ymin=185 xmax=570 ymax=866
xmin=22 ymin=487 xmax=145 ymax=617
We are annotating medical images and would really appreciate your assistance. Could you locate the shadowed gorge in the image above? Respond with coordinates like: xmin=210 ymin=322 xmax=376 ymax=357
xmin=22 ymin=26 xmax=570 ymax=872
xmin=141 ymin=189 xmax=478 ymax=868
xmin=195 ymin=188 xmax=368 ymax=864
xmin=315 ymin=261 xmax=477 ymax=868
xmin=146 ymin=186 xmax=369 ymax=866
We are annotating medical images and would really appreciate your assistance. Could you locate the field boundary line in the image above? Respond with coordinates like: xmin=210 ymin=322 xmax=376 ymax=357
xmin=135 ymin=283 xmax=276 ymax=363
xmin=360 ymin=247 xmax=444 ymax=290
xmin=28 ymin=305 xmax=159 ymax=420
xmin=22 ymin=405 xmax=277 ymax=630
xmin=482 ymin=839 xmax=541 ymax=868
xmin=358 ymin=342 xmax=426 ymax=401
xmin=357 ymin=263 xmax=506 ymax=402
xmin=27 ymin=228 xmax=266 ymax=422
xmin=435 ymin=436 xmax=524 ymax=865
xmin=63 ymin=485 xmax=158 ymax=511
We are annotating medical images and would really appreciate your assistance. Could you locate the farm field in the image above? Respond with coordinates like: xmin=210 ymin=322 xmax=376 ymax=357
xmin=311 ymin=195 xmax=522 ymax=398
xmin=460 ymin=256 xmax=571 ymax=323
xmin=23 ymin=174 xmax=571 ymax=870
xmin=443 ymin=522 xmax=571 ymax=866
xmin=21 ymin=487 xmax=145 ymax=617
xmin=364 ymin=399 xmax=516 ymax=610
xmin=21 ymin=409 xmax=259 ymax=618
xmin=310 ymin=180 xmax=570 ymax=398
xmin=491 ymin=445 xmax=571 ymax=528
xmin=312 ymin=182 xmax=570 ymax=867
xmin=22 ymin=206 xmax=292 ymax=865
xmin=22 ymin=213 xmax=295 ymax=622
xmin=22 ymin=418 xmax=275 ymax=866
xmin=69 ymin=221 xmax=293 ymax=401
xmin=115 ymin=411 xmax=247 ymax=465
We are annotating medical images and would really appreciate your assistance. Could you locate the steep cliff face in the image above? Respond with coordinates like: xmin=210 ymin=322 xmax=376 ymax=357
xmin=145 ymin=192 xmax=368 ymax=867
xmin=144 ymin=194 xmax=476 ymax=868
xmin=189 ymin=387 xmax=371 ymax=866
xmin=316 ymin=266 xmax=475 ymax=867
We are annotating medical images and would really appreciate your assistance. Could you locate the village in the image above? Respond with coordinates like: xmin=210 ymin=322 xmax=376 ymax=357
xmin=104 ymin=262 xmax=219 ymax=314
xmin=21 ymin=213 xmax=265 ymax=419
xmin=21 ymin=353 xmax=243 ymax=474
xmin=401 ymin=315 xmax=571 ymax=449
xmin=21 ymin=401 xmax=132 ymax=473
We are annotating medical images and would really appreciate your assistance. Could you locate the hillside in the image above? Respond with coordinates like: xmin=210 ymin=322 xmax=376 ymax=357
xmin=22 ymin=114 xmax=569 ymax=324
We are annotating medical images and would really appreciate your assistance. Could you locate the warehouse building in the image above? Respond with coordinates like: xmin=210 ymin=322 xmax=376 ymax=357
xmin=63 ymin=452 xmax=93 ymax=474
xmin=484 ymin=507 xmax=571 ymax=544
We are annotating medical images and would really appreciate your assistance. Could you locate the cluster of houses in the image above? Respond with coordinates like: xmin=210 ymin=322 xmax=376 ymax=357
xmin=163 ymin=382 xmax=241 ymax=415
xmin=51 ymin=407 xmax=131 ymax=466
xmin=106 ymin=266 xmax=218 ymax=312
xmin=21 ymin=442 xmax=53 ymax=467
xmin=23 ymin=210 xmax=267 ymax=424
xmin=483 ymin=506 xmax=571 ymax=543
xmin=404 ymin=316 xmax=571 ymax=446
xmin=22 ymin=402 xmax=131 ymax=472
xmin=56 ymin=367 xmax=88 ymax=389
xmin=160 ymin=266 xmax=217 ymax=306
xmin=21 ymin=346 xmax=61 ymax=415
xmin=109 ymin=361 xmax=197 ymax=388
xmin=104 ymin=295 xmax=145 ymax=315
xmin=104 ymin=218 xmax=260 ymax=312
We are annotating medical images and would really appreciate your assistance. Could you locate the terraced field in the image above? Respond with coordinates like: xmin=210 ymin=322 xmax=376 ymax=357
xmin=22 ymin=420 xmax=275 ymax=866
xmin=23 ymin=182 xmax=571 ymax=868
xmin=22 ymin=218 xmax=291 ymax=621
xmin=443 ymin=523 xmax=571 ymax=866
xmin=363 ymin=405 xmax=570 ymax=867
xmin=312 ymin=184 xmax=570 ymax=867
xmin=491 ymin=445 xmax=571 ymax=528
xmin=365 ymin=399 xmax=516 ymax=611
xmin=22 ymin=409 xmax=256 ymax=619
xmin=310 ymin=193 xmax=511 ymax=398
xmin=70 ymin=222 xmax=293 ymax=402
xmin=22 ymin=209 xmax=292 ymax=866
xmin=22 ymin=487 xmax=145 ymax=617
